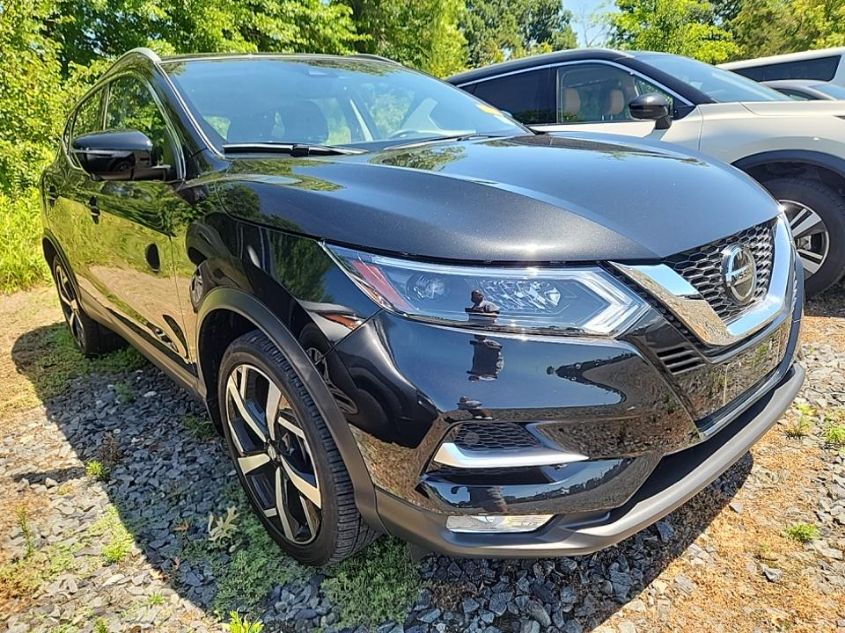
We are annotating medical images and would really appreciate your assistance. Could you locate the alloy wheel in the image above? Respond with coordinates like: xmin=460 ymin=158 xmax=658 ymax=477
xmin=224 ymin=363 xmax=322 ymax=544
xmin=781 ymin=198 xmax=830 ymax=278
xmin=53 ymin=263 xmax=85 ymax=347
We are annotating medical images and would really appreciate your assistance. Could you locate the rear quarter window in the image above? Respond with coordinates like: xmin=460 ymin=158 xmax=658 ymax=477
xmin=733 ymin=56 xmax=841 ymax=82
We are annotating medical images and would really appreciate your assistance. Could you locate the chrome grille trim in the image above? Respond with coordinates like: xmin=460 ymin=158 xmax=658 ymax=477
xmin=612 ymin=217 xmax=795 ymax=348
xmin=432 ymin=442 xmax=589 ymax=469
xmin=665 ymin=222 xmax=774 ymax=320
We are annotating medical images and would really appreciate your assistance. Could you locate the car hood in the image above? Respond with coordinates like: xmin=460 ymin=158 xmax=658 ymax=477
xmin=218 ymin=133 xmax=779 ymax=262
xmin=741 ymin=100 xmax=845 ymax=116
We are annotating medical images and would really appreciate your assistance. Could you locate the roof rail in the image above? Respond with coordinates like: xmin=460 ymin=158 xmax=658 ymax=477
xmin=350 ymin=53 xmax=401 ymax=65
xmin=119 ymin=47 xmax=162 ymax=64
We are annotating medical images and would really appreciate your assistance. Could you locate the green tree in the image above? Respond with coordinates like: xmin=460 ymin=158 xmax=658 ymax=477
xmin=340 ymin=0 xmax=467 ymax=76
xmin=0 ymin=0 xmax=67 ymax=193
xmin=49 ymin=0 xmax=360 ymax=74
xmin=730 ymin=0 xmax=845 ymax=58
xmin=610 ymin=0 xmax=738 ymax=64
xmin=462 ymin=0 xmax=577 ymax=67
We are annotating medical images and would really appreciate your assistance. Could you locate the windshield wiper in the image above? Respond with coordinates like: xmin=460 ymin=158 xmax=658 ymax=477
xmin=386 ymin=133 xmax=505 ymax=151
xmin=222 ymin=142 xmax=366 ymax=156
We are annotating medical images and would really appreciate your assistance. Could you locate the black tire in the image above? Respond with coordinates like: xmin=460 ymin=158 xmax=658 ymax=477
xmin=51 ymin=256 xmax=124 ymax=356
xmin=217 ymin=330 xmax=377 ymax=565
xmin=763 ymin=177 xmax=845 ymax=298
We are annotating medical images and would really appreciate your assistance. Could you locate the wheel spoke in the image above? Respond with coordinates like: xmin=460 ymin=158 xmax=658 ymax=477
xmin=300 ymin=495 xmax=319 ymax=535
xmin=238 ymin=451 xmax=271 ymax=474
xmin=789 ymin=208 xmax=825 ymax=240
xmin=280 ymin=455 xmax=321 ymax=508
xmin=275 ymin=468 xmax=295 ymax=540
xmin=227 ymin=376 xmax=267 ymax=443
xmin=265 ymin=382 xmax=282 ymax=441
xmin=278 ymin=410 xmax=306 ymax=440
xmin=798 ymin=248 xmax=824 ymax=275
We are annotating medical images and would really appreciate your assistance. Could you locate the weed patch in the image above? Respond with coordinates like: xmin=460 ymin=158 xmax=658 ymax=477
xmin=784 ymin=522 xmax=819 ymax=543
xmin=322 ymin=538 xmax=420 ymax=628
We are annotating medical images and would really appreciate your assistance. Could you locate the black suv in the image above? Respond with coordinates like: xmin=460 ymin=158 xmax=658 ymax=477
xmin=41 ymin=49 xmax=804 ymax=565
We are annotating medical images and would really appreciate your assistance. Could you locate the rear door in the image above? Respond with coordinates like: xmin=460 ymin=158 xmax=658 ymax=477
xmin=89 ymin=73 xmax=192 ymax=365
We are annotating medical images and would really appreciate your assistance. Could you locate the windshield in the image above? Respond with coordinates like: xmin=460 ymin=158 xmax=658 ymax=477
xmin=636 ymin=53 xmax=790 ymax=103
xmin=815 ymin=83 xmax=845 ymax=99
xmin=163 ymin=57 xmax=526 ymax=151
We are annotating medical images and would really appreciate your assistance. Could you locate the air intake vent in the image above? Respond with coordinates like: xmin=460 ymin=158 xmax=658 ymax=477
xmin=656 ymin=345 xmax=704 ymax=374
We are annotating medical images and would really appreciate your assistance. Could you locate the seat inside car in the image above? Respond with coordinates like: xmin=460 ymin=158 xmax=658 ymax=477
xmin=276 ymin=101 xmax=330 ymax=144
xmin=561 ymin=87 xmax=581 ymax=121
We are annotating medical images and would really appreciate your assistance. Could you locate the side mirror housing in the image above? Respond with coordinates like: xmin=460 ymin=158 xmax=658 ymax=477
xmin=71 ymin=130 xmax=170 ymax=181
xmin=629 ymin=93 xmax=673 ymax=130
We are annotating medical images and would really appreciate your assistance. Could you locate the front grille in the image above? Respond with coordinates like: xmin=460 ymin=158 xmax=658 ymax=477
xmin=452 ymin=421 xmax=541 ymax=451
xmin=655 ymin=344 xmax=704 ymax=374
xmin=664 ymin=221 xmax=774 ymax=321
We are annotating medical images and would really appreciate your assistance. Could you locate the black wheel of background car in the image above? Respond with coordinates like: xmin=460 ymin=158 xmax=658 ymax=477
xmin=764 ymin=177 xmax=845 ymax=298
xmin=217 ymin=330 xmax=377 ymax=565
xmin=51 ymin=257 xmax=124 ymax=356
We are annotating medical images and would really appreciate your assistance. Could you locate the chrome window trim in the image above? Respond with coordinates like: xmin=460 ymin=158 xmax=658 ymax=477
xmin=456 ymin=59 xmax=693 ymax=111
xmin=612 ymin=217 xmax=794 ymax=348
xmin=432 ymin=442 xmax=588 ymax=469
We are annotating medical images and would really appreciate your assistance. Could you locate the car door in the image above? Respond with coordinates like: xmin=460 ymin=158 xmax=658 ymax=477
xmin=53 ymin=87 xmax=108 ymax=306
xmin=470 ymin=62 xmax=703 ymax=149
xmin=87 ymin=72 xmax=192 ymax=367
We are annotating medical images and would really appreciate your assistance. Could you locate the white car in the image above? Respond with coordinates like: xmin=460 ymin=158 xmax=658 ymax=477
xmin=721 ymin=47 xmax=845 ymax=88
xmin=449 ymin=49 xmax=845 ymax=296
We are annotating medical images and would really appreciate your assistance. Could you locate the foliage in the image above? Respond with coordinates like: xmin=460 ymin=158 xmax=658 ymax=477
xmin=322 ymin=538 xmax=420 ymax=627
xmin=730 ymin=0 xmax=845 ymax=59
xmin=823 ymin=424 xmax=845 ymax=446
xmin=211 ymin=510 xmax=306 ymax=615
xmin=85 ymin=459 xmax=109 ymax=482
xmin=183 ymin=413 xmax=217 ymax=440
xmin=228 ymin=612 xmax=264 ymax=633
xmin=341 ymin=0 xmax=467 ymax=75
xmin=91 ymin=508 xmax=135 ymax=564
xmin=610 ymin=0 xmax=738 ymax=64
xmin=207 ymin=506 xmax=239 ymax=545
xmin=462 ymin=0 xmax=577 ymax=67
xmin=0 ymin=189 xmax=50 ymax=293
xmin=783 ymin=522 xmax=820 ymax=543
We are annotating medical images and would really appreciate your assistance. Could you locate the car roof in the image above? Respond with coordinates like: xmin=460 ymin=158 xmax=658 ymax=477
xmin=114 ymin=47 xmax=401 ymax=69
xmin=720 ymin=47 xmax=845 ymax=70
xmin=762 ymin=79 xmax=825 ymax=88
xmin=447 ymin=48 xmax=632 ymax=84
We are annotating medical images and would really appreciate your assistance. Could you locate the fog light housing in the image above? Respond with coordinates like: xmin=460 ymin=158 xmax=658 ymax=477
xmin=446 ymin=514 xmax=553 ymax=533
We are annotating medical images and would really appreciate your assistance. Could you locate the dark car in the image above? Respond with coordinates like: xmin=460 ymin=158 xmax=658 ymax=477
xmin=448 ymin=48 xmax=845 ymax=299
xmin=41 ymin=48 xmax=804 ymax=565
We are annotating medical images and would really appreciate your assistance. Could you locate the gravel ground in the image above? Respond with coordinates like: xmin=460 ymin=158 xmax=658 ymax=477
xmin=1 ymin=289 xmax=844 ymax=633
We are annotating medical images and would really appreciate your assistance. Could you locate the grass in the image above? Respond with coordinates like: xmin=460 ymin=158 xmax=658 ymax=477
xmin=322 ymin=538 xmax=420 ymax=627
xmin=4 ymin=322 xmax=146 ymax=415
xmin=93 ymin=618 xmax=109 ymax=633
xmin=17 ymin=507 xmax=35 ymax=558
xmin=113 ymin=381 xmax=134 ymax=403
xmin=85 ymin=459 xmax=109 ymax=482
xmin=211 ymin=511 xmax=307 ymax=616
xmin=783 ymin=522 xmax=820 ymax=543
xmin=183 ymin=413 xmax=217 ymax=440
xmin=823 ymin=425 xmax=845 ymax=446
xmin=228 ymin=612 xmax=264 ymax=633
xmin=91 ymin=508 xmax=134 ymax=565
xmin=0 ymin=188 xmax=50 ymax=294
xmin=147 ymin=592 xmax=165 ymax=607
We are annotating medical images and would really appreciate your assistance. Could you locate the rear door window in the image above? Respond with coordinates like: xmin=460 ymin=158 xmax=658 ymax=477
xmin=732 ymin=56 xmax=841 ymax=82
xmin=469 ymin=68 xmax=555 ymax=124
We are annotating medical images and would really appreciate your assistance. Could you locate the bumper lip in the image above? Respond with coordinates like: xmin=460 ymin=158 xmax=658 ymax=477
xmin=374 ymin=362 xmax=804 ymax=558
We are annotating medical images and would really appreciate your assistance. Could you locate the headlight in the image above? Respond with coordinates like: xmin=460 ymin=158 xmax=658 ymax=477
xmin=324 ymin=245 xmax=647 ymax=336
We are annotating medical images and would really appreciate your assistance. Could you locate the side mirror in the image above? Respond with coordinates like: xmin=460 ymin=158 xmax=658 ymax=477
xmin=629 ymin=93 xmax=672 ymax=130
xmin=71 ymin=130 xmax=169 ymax=181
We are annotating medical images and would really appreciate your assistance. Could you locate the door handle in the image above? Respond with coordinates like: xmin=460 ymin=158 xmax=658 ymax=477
xmin=88 ymin=196 xmax=100 ymax=223
xmin=46 ymin=184 xmax=58 ymax=206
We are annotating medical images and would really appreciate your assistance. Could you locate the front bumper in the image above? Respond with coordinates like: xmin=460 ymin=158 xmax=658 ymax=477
xmin=319 ymin=255 xmax=803 ymax=556
xmin=375 ymin=362 xmax=803 ymax=557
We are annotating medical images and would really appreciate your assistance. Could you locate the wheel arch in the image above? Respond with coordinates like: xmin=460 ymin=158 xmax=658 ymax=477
xmin=195 ymin=286 xmax=383 ymax=532
xmin=733 ymin=150 xmax=845 ymax=194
